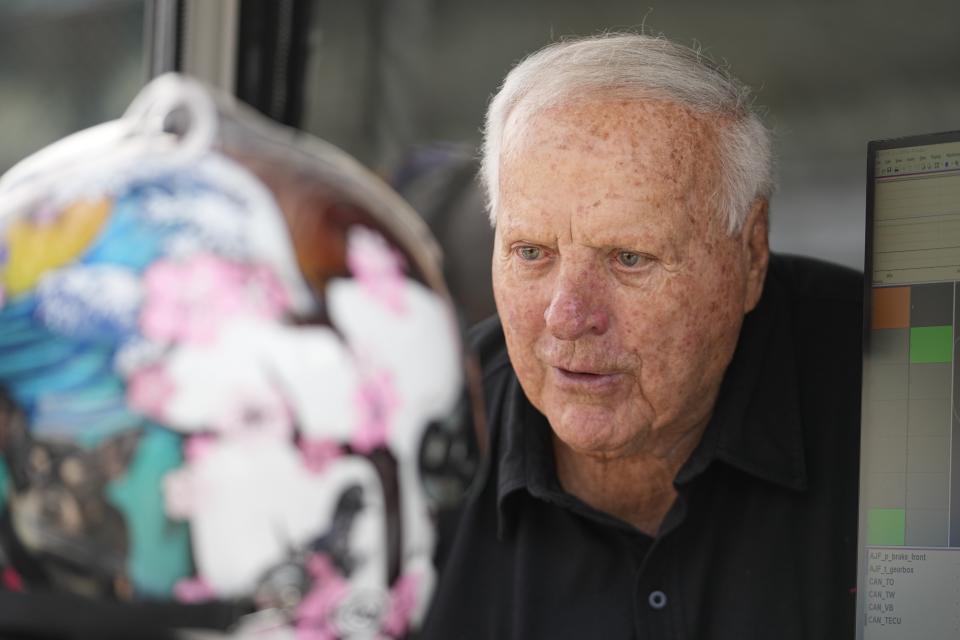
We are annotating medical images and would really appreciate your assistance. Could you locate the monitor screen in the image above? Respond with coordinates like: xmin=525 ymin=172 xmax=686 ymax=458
xmin=858 ymin=130 xmax=960 ymax=639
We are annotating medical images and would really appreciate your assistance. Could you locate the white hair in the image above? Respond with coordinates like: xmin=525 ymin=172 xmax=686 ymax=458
xmin=481 ymin=33 xmax=774 ymax=233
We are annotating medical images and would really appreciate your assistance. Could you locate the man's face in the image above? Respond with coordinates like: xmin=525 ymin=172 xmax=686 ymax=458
xmin=492 ymin=98 xmax=768 ymax=460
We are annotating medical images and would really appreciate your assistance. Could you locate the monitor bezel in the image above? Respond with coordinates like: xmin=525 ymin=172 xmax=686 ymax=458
xmin=856 ymin=128 xmax=960 ymax=639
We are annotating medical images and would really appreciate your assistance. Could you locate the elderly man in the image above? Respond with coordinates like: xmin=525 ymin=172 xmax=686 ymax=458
xmin=420 ymin=33 xmax=862 ymax=640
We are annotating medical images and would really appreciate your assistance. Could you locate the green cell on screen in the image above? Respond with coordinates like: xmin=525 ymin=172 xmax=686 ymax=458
xmin=868 ymin=508 xmax=905 ymax=546
xmin=910 ymin=326 xmax=953 ymax=363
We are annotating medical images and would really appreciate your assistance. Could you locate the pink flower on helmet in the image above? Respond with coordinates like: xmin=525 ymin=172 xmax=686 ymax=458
xmin=351 ymin=369 xmax=401 ymax=454
xmin=381 ymin=572 xmax=421 ymax=637
xmin=183 ymin=434 xmax=217 ymax=462
xmin=126 ymin=364 xmax=176 ymax=422
xmin=301 ymin=438 xmax=343 ymax=473
xmin=296 ymin=554 xmax=350 ymax=640
xmin=140 ymin=253 xmax=290 ymax=345
xmin=296 ymin=625 xmax=338 ymax=640
xmin=173 ymin=576 xmax=217 ymax=603
xmin=346 ymin=226 xmax=408 ymax=315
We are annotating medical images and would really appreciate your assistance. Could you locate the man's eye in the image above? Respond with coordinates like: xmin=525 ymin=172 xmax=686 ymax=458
xmin=616 ymin=251 xmax=645 ymax=268
xmin=516 ymin=246 xmax=542 ymax=261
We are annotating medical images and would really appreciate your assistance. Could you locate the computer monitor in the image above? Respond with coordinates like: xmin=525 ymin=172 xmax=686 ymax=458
xmin=858 ymin=130 xmax=960 ymax=639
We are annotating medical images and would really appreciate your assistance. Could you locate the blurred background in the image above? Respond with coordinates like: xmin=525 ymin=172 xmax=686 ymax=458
xmin=1 ymin=0 xmax=958 ymax=324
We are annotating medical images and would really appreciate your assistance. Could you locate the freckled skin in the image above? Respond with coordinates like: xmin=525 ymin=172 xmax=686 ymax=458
xmin=492 ymin=98 xmax=769 ymax=532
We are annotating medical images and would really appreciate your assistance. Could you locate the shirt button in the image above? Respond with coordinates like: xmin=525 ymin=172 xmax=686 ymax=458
xmin=648 ymin=590 xmax=668 ymax=610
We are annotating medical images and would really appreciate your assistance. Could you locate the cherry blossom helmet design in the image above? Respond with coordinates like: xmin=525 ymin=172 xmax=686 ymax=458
xmin=0 ymin=74 xmax=479 ymax=639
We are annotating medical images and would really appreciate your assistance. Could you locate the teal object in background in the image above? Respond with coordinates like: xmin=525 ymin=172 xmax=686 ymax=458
xmin=107 ymin=425 xmax=191 ymax=596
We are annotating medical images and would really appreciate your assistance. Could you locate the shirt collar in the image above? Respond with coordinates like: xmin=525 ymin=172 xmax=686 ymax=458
xmin=495 ymin=264 xmax=808 ymax=534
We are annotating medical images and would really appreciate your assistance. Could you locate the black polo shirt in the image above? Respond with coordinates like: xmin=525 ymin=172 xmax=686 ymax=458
xmin=419 ymin=254 xmax=863 ymax=640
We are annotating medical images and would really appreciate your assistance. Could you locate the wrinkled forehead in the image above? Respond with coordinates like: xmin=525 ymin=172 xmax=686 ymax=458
xmin=501 ymin=96 xmax=725 ymax=207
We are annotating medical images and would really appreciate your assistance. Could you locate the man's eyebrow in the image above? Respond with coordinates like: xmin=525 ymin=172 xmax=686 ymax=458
xmin=496 ymin=221 xmax=551 ymax=238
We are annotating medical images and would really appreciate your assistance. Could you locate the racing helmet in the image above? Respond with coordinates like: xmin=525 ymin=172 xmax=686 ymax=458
xmin=0 ymin=74 xmax=479 ymax=639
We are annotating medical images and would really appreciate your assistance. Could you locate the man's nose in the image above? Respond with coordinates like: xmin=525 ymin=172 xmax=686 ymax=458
xmin=543 ymin=266 xmax=609 ymax=340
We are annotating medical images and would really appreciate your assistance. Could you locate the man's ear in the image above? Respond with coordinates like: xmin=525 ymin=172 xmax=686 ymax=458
xmin=742 ymin=198 xmax=770 ymax=313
